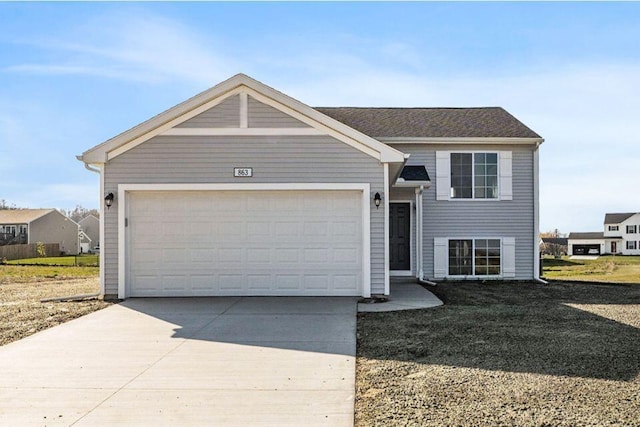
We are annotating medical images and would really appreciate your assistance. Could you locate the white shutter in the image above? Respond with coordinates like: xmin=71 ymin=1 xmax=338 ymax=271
xmin=502 ymin=237 xmax=516 ymax=278
xmin=434 ymin=238 xmax=448 ymax=279
xmin=499 ymin=151 xmax=513 ymax=201
xmin=436 ymin=151 xmax=450 ymax=201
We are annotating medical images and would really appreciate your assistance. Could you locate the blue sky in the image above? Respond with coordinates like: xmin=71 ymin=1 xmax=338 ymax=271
xmin=1 ymin=2 xmax=639 ymax=233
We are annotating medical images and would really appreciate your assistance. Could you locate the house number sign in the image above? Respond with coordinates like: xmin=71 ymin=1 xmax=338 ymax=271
xmin=233 ymin=167 xmax=253 ymax=177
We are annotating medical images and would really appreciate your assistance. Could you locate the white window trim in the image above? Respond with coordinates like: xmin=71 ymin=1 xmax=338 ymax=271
xmin=117 ymin=183 xmax=371 ymax=299
xmin=445 ymin=237 xmax=505 ymax=279
xmin=436 ymin=150 xmax=512 ymax=202
xmin=389 ymin=200 xmax=414 ymax=277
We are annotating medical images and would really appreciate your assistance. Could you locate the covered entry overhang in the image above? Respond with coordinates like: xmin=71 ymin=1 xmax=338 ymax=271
xmin=388 ymin=164 xmax=432 ymax=281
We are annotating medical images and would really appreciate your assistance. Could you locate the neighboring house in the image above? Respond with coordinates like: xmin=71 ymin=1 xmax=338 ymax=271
xmin=0 ymin=209 xmax=79 ymax=254
xmin=567 ymin=232 xmax=605 ymax=256
xmin=568 ymin=212 xmax=640 ymax=256
xmin=604 ymin=212 xmax=640 ymax=255
xmin=79 ymin=215 xmax=100 ymax=253
xmin=78 ymin=74 xmax=544 ymax=299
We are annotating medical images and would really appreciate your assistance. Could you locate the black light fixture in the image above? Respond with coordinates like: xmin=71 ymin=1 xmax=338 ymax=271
xmin=104 ymin=192 xmax=114 ymax=209
xmin=374 ymin=192 xmax=382 ymax=209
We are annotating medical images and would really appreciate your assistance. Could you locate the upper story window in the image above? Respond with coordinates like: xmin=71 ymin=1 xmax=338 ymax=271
xmin=608 ymin=225 xmax=619 ymax=231
xmin=626 ymin=225 xmax=637 ymax=234
xmin=450 ymin=153 xmax=498 ymax=199
xmin=627 ymin=240 xmax=637 ymax=250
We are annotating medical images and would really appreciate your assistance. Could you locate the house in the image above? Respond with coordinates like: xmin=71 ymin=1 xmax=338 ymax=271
xmin=78 ymin=74 xmax=544 ymax=299
xmin=568 ymin=212 xmax=640 ymax=256
xmin=0 ymin=209 xmax=79 ymax=254
xmin=78 ymin=215 xmax=100 ymax=253
xmin=604 ymin=213 xmax=640 ymax=255
xmin=567 ymin=232 xmax=605 ymax=255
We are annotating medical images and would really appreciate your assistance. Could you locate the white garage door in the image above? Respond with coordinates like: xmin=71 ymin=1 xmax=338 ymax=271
xmin=127 ymin=190 xmax=364 ymax=296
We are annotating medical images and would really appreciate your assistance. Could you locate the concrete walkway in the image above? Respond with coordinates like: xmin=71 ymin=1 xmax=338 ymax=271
xmin=0 ymin=297 xmax=357 ymax=426
xmin=358 ymin=278 xmax=443 ymax=312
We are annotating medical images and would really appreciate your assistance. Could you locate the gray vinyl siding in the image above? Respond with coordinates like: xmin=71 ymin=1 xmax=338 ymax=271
xmin=248 ymin=96 xmax=310 ymax=128
xmin=391 ymin=144 xmax=535 ymax=280
xmin=103 ymin=135 xmax=384 ymax=297
xmin=176 ymin=95 xmax=240 ymax=128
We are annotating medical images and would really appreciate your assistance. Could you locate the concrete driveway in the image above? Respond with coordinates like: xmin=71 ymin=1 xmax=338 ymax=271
xmin=0 ymin=297 xmax=357 ymax=426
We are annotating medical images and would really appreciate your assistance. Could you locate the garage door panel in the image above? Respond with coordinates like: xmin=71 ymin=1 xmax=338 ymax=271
xmin=128 ymin=190 xmax=363 ymax=296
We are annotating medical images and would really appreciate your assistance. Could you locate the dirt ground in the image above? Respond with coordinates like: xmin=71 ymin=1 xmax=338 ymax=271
xmin=356 ymin=281 xmax=640 ymax=426
xmin=0 ymin=277 xmax=113 ymax=346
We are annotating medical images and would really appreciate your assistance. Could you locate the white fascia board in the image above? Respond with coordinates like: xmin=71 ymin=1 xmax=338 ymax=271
xmin=83 ymin=74 xmax=252 ymax=163
xmin=107 ymin=86 xmax=246 ymax=161
xmin=393 ymin=180 xmax=432 ymax=188
xmin=244 ymin=87 xmax=405 ymax=163
xmin=381 ymin=137 xmax=544 ymax=145
xmin=161 ymin=128 xmax=325 ymax=136
xmin=82 ymin=73 xmax=406 ymax=165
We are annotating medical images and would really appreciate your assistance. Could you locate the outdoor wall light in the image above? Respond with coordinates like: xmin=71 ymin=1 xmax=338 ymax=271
xmin=104 ymin=192 xmax=115 ymax=209
xmin=374 ymin=192 xmax=382 ymax=209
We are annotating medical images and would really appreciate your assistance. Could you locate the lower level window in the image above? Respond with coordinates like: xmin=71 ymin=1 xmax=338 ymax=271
xmin=627 ymin=241 xmax=637 ymax=250
xmin=449 ymin=239 xmax=501 ymax=276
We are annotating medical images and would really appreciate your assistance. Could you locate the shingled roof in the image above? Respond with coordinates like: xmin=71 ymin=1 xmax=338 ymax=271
xmin=604 ymin=213 xmax=636 ymax=224
xmin=0 ymin=209 xmax=54 ymax=224
xmin=568 ymin=232 xmax=604 ymax=240
xmin=314 ymin=107 xmax=541 ymax=139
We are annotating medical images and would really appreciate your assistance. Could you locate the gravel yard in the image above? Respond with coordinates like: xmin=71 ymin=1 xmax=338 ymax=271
xmin=0 ymin=266 xmax=113 ymax=346
xmin=356 ymin=281 xmax=640 ymax=426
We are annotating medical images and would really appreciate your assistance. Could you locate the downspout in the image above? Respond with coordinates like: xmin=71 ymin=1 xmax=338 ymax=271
xmin=77 ymin=156 xmax=107 ymax=294
xmin=533 ymin=142 xmax=548 ymax=285
xmin=415 ymin=185 xmax=437 ymax=286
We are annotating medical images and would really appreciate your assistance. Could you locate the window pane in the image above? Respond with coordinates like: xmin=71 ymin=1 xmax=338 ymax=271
xmin=486 ymin=153 xmax=498 ymax=164
xmin=451 ymin=154 xmax=473 ymax=199
xmin=474 ymin=238 xmax=501 ymax=276
xmin=449 ymin=240 xmax=473 ymax=275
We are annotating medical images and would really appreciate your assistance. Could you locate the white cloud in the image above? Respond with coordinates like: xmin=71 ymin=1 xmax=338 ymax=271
xmin=4 ymin=11 xmax=239 ymax=86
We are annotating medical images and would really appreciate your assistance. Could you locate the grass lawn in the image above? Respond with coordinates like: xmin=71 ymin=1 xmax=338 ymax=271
xmin=5 ymin=254 xmax=99 ymax=267
xmin=356 ymin=281 xmax=640 ymax=426
xmin=543 ymin=255 xmax=640 ymax=283
xmin=0 ymin=265 xmax=112 ymax=346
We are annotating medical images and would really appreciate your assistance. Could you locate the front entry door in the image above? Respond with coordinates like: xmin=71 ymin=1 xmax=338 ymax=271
xmin=611 ymin=241 xmax=617 ymax=253
xmin=390 ymin=203 xmax=411 ymax=270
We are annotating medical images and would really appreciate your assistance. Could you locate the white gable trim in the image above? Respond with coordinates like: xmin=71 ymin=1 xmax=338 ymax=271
xmin=107 ymin=86 xmax=245 ymax=161
xmin=81 ymin=74 xmax=405 ymax=164
xmin=161 ymin=128 xmax=325 ymax=136
xmin=245 ymin=87 xmax=395 ymax=162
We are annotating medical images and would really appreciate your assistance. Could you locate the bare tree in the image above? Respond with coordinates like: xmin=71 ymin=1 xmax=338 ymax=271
xmin=0 ymin=199 xmax=18 ymax=210
xmin=60 ymin=205 xmax=100 ymax=222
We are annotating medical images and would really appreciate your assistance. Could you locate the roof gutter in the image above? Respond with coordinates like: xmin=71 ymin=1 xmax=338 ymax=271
xmin=380 ymin=137 xmax=544 ymax=145
xmin=77 ymin=155 xmax=100 ymax=174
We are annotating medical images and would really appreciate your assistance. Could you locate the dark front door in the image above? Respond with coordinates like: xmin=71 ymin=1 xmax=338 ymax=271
xmin=390 ymin=203 xmax=411 ymax=270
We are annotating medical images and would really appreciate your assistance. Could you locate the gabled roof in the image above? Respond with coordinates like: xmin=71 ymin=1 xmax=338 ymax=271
xmin=79 ymin=215 xmax=99 ymax=224
xmin=541 ymin=237 xmax=568 ymax=246
xmin=604 ymin=212 xmax=636 ymax=224
xmin=315 ymin=107 xmax=542 ymax=139
xmin=568 ymin=232 xmax=604 ymax=240
xmin=80 ymin=74 xmax=406 ymax=164
xmin=0 ymin=209 xmax=54 ymax=224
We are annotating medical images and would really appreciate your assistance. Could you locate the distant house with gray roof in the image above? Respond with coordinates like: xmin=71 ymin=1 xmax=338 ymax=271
xmin=0 ymin=209 xmax=79 ymax=254
xmin=568 ymin=212 xmax=640 ymax=255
